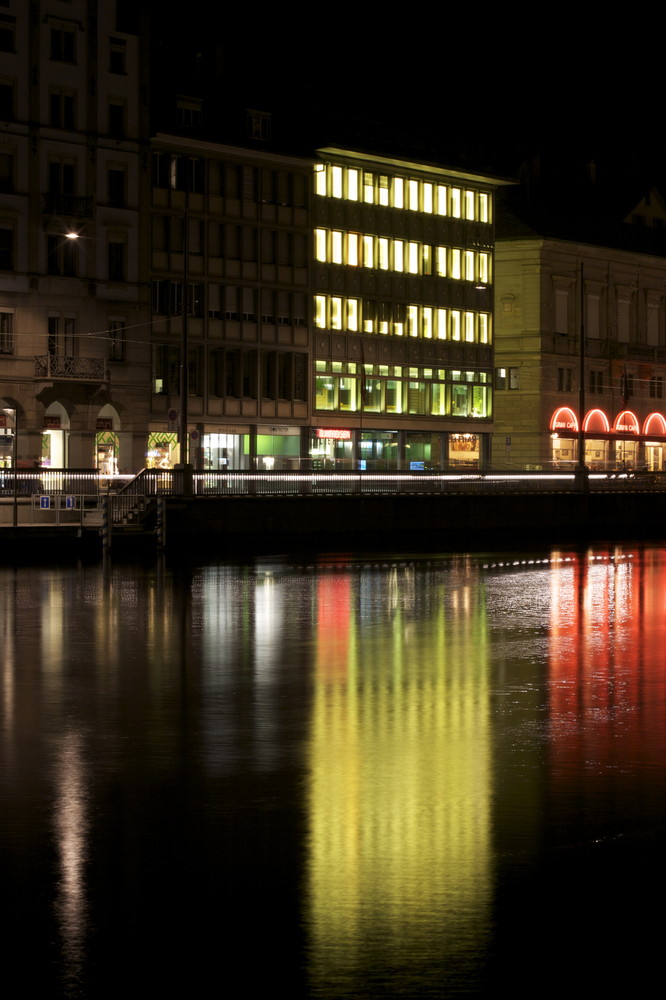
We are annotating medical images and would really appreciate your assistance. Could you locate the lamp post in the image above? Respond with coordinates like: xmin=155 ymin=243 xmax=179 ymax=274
xmin=2 ymin=406 xmax=18 ymax=527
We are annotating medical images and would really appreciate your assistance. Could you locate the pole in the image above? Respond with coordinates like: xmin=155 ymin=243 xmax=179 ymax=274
xmin=12 ymin=407 xmax=17 ymax=527
xmin=576 ymin=262 xmax=588 ymax=492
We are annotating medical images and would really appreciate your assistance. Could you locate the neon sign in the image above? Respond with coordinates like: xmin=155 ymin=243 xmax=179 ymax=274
xmin=316 ymin=428 xmax=351 ymax=440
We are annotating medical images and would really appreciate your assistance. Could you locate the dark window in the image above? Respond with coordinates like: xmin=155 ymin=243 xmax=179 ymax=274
xmin=50 ymin=91 xmax=75 ymax=129
xmin=48 ymin=160 xmax=75 ymax=194
xmin=50 ymin=27 xmax=76 ymax=63
xmin=47 ymin=234 xmax=76 ymax=276
xmin=152 ymin=344 xmax=180 ymax=395
xmin=247 ymin=111 xmax=271 ymax=141
xmin=0 ymin=152 xmax=13 ymax=192
xmin=108 ymin=319 xmax=125 ymax=361
xmin=0 ymin=21 xmax=14 ymax=53
xmin=589 ymin=370 xmax=604 ymax=394
xmin=108 ymin=241 xmax=125 ymax=281
xmin=107 ymin=167 xmax=125 ymax=206
xmin=0 ymin=81 xmax=14 ymax=120
xmin=557 ymin=367 xmax=573 ymax=392
xmin=108 ymin=102 xmax=125 ymax=138
xmin=109 ymin=38 xmax=126 ymax=74
xmin=0 ymin=227 xmax=11 ymax=269
xmin=650 ymin=376 xmax=664 ymax=399
xmin=0 ymin=311 xmax=13 ymax=353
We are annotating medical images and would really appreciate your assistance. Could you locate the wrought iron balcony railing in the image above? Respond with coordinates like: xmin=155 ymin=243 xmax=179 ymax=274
xmin=34 ymin=355 xmax=107 ymax=381
xmin=42 ymin=193 xmax=93 ymax=218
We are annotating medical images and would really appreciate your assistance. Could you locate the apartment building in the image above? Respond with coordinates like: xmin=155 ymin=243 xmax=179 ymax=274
xmin=0 ymin=0 xmax=150 ymax=473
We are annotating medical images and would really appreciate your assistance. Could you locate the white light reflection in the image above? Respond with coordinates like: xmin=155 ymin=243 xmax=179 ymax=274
xmin=54 ymin=728 xmax=89 ymax=992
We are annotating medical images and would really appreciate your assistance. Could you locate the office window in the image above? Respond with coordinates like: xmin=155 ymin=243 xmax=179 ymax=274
xmin=108 ymin=319 xmax=125 ymax=361
xmin=0 ymin=311 xmax=13 ymax=353
xmin=50 ymin=27 xmax=76 ymax=63
xmin=109 ymin=37 xmax=126 ymax=73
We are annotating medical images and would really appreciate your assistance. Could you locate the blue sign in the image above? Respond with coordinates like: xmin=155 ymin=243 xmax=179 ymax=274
xmin=39 ymin=496 xmax=50 ymax=509
xmin=65 ymin=495 xmax=76 ymax=509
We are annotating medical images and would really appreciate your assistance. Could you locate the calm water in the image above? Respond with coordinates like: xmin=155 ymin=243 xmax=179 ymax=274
xmin=1 ymin=546 xmax=665 ymax=997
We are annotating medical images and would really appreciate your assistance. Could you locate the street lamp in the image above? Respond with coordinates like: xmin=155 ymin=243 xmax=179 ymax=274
xmin=2 ymin=406 xmax=18 ymax=527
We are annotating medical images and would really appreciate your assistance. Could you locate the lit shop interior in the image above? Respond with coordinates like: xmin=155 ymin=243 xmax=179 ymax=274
xmin=550 ymin=406 xmax=666 ymax=470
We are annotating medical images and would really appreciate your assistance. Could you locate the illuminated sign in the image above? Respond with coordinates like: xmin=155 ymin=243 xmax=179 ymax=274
xmin=550 ymin=407 xmax=578 ymax=432
xmin=613 ymin=410 xmax=639 ymax=434
xmin=316 ymin=428 xmax=351 ymax=440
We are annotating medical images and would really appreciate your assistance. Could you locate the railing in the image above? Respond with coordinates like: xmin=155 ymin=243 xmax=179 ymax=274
xmin=0 ymin=469 xmax=102 ymax=496
xmin=34 ymin=355 xmax=107 ymax=381
xmin=117 ymin=468 xmax=666 ymax=497
xmin=42 ymin=193 xmax=93 ymax=218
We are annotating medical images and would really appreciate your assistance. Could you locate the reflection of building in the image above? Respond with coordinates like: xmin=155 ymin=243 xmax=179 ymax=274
xmin=493 ymin=179 xmax=666 ymax=470
xmin=312 ymin=151 xmax=502 ymax=469
xmin=0 ymin=1 xmax=150 ymax=472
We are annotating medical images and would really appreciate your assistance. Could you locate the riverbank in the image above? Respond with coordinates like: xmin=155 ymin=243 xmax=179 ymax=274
xmin=1 ymin=489 xmax=665 ymax=561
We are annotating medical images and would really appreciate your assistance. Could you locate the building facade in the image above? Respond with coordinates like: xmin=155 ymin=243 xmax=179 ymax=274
xmin=0 ymin=0 xmax=150 ymax=473
xmin=312 ymin=149 xmax=497 ymax=470
xmin=492 ymin=237 xmax=666 ymax=471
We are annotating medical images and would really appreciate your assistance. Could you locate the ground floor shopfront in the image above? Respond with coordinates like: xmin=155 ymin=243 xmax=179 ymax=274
xmin=550 ymin=406 xmax=666 ymax=471
xmin=146 ymin=423 xmax=492 ymax=471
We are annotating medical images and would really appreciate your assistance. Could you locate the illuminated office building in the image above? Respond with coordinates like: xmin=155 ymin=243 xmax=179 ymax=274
xmin=0 ymin=0 xmax=150 ymax=473
xmin=311 ymin=150 xmax=501 ymax=470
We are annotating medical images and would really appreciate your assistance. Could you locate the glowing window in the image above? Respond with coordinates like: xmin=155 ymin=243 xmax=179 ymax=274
xmin=363 ymin=172 xmax=374 ymax=204
xmin=408 ymin=179 xmax=419 ymax=210
xmin=464 ymin=190 xmax=475 ymax=220
xmin=378 ymin=175 xmax=389 ymax=206
xmin=464 ymin=251 xmax=475 ymax=281
xmin=364 ymin=299 xmax=376 ymax=333
xmin=450 ymin=188 xmax=461 ymax=218
xmin=363 ymin=236 xmax=374 ymax=268
xmin=464 ymin=312 xmax=475 ymax=342
xmin=347 ymin=232 xmax=359 ymax=266
xmin=478 ymin=253 xmax=489 ymax=284
xmin=330 ymin=297 xmax=342 ymax=329
xmin=478 ymin=313 xmax=490 ymax=343
xmin=347 ymin=298 xmax=359 ymax=331
xmin=315 ymin=229 xmax=327 ymax=262
xmin=478 ymin=192 xmax=489 ymax=222
xmin=331 ymin=165 xmax=343 ymax=198
xmin=314 ymin=164 xmax=326 ymax=196
xmin=422 ymin=182 xmax=433 ymax=214
xmin=408 ymin=305 xmax=419 ymax=337
xmin=436 ymin=246 xmax=447 ymax=276
xmin=347 ymin=168 xmax=359 ymax=201
xmin=450 ymin=248 xmax=461 ymax=280
xmin=422 ymin=306 xmax=433 ymax=339
xmin=314 ymin=294 xmax=326 ymax=328
xmin=378 ymin=238 xmax=389 ymax=270
xmin=407 ymin=242 xmax=419 ymax=274
xmin=436 ymin=184 xmax=448 ymax=215
xmin=436 ymin=308 xmax=447 ymax=339
xmin=451 ymin=310 xmax=461 ymax=340
xmin=394 ymin=304 xmax=405 ymax=337
xmin=331 ymin=231 xmax=343 ymax=264
xmin=393 ymin=177 xmax=404 ymax=208
xmin=422 ymin=245 xmax=432 ymax=275
xmin=393 ymin=240 xmax=404 ymax=272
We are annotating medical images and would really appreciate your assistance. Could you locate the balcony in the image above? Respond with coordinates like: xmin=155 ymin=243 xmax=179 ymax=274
xmin=42 ymin=193 xmax=93 ymax=218
xmin=34 ymin=355 xmax=107 ymax=382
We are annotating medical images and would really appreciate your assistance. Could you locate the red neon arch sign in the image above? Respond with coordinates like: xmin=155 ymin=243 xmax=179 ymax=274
xmin=550 ymin=406 xmax=578 ymax=432
xmin=613 ymin=410 xmax=639 ymax=434
xmin=643 ymin=412 xmax=666 ymax=436
xmin=583 ymin=408 xmax=610 ymax=433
